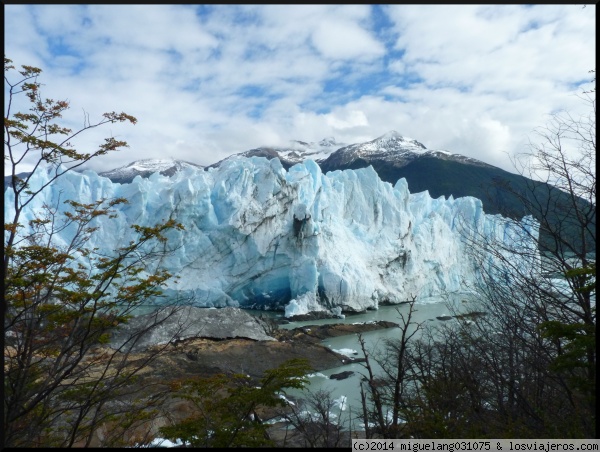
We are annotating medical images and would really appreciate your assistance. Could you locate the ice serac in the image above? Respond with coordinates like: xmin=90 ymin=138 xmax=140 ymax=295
xmin=5 ymin=158 xmax=539 ymax=317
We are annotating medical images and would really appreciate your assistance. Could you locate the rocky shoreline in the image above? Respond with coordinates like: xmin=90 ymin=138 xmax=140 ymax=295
xmin=140 ymin=317 xmax=399 ymax=381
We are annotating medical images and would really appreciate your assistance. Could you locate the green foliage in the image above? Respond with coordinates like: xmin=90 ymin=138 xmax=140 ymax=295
xmin=539 ymin=263 xmax=596 ymax=402
xmin=540 ymin=320 xmax=595 ymax=367
xmin=564 ymin=262 xmax=596 ymax=295
xmin=159 ymin=358 xmax=311 ymax=447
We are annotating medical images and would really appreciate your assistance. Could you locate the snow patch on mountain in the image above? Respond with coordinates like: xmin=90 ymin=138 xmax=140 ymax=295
xmin=356 ymin=130 xmax=427 ymax=154
xmin=99 ymin=158 xmax=204 ymax=183
xmin=280 ymin=136 xmax=346 ymax=163
xmin=211 ymin=137 xmax=346 ymax=169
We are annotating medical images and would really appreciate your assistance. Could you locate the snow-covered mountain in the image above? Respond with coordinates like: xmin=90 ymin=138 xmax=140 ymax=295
xmin=321 ymin=130 xmax=427 ymax=167
xmin=6 ymin=157 xmax=539 ymax=317
xmin=207 ymin=131 xmax=492 ymax=173
xmin=319 ymin=130 xmax=493 ymax=170
xmin=209 ymin=137 xmax=345 ymax=170
xmin=98 ymin=158 xmax=204 ymax=184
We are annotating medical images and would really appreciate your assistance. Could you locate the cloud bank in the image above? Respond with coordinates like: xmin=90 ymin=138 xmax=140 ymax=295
xmin=4 ymin=4 xmax=596 ymax=174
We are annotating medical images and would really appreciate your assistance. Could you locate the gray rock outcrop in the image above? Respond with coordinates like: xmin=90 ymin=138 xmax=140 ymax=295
xmin=110 ymin=306 xmax=275 ymax=352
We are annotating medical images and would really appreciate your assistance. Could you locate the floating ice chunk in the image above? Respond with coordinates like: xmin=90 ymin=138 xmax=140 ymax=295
xmin=140 ymin=437 xmax=184 ymax=448
xmin=332 ymin=348 xmax=359 ymax=357
xmin=334 ymin=395 xmax=347 ymax=411
xmin=307 ymin=372 xmax=329 ymax=379
xmin=278 ymin=394 xmax=295 ymax=406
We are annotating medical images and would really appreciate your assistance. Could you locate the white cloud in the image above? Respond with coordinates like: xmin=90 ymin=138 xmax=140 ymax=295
xmin=311 ymin=20 xmax=385 ymax=60
xmin=385 ymin=5 xmax=594 ymax=92
xmin=325 ymin=109 xmax=370 ymax=130
xmin=76 ymin=5 xmax=218 ymax=54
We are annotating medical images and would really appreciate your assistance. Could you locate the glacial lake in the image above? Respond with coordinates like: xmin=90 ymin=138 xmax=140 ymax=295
xmin=247 ymin=299 xmax=479 ymax=431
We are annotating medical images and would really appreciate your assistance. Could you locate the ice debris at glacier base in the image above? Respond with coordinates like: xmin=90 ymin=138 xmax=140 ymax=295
xmin=4 ymin=157 xmax=540 ymax=317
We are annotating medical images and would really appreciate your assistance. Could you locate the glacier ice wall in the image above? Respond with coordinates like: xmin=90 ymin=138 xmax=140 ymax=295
xmin=4 ymin=158 xmax=539 ymax=315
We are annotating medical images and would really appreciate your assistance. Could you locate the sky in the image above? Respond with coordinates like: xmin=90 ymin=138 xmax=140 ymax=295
xmin=4 ymin=4 xmax=596 ymax=175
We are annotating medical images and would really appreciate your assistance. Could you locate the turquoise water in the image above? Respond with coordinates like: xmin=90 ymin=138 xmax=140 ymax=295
xmin=245 ymin=299 xmax=464 ymax=328
xmin=269 ymin=301 xmax=468 ymax=430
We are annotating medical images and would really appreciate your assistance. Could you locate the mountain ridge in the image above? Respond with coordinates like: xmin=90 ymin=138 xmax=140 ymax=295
xmin=91 ymin=131 xmax=496 ymax=184
xmin=208 ymin=136 xmax=346 ymax=170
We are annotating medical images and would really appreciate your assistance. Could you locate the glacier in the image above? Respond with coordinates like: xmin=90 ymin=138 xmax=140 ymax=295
xmin=4 ymin=157 xmax=540 ymax=317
